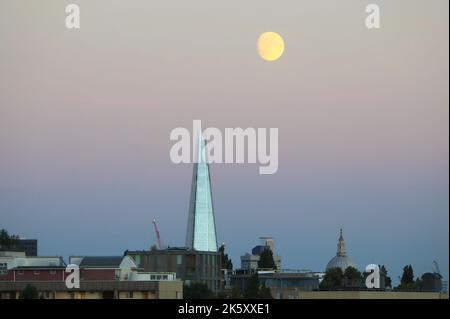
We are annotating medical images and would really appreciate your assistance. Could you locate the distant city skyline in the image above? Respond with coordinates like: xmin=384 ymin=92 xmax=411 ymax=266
xmin=0 ymin=0 xmax=448 ymax=286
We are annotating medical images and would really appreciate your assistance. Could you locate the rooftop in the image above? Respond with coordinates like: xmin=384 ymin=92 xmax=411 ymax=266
xmin=79 ymin=256 xmax=124 ymax=268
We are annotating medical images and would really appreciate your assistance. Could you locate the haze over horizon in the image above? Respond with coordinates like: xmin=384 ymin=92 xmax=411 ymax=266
xmin=1 ymin=0 xmax=448 ymax=285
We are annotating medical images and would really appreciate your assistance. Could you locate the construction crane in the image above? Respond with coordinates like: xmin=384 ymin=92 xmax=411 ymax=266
xmin=152 ymin=219 xmax=162 ymax=250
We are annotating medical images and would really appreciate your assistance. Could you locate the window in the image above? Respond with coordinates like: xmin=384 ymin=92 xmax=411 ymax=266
xmin=0 ymin=263 xmax=7 ymax=275
xmin=17 ymin=271 xmax=24 ymax=275
xmin=49 ymin=270 xmax=56 ymax=275
xmin=33 ymin=270 xmax=40 ymax=275
xmin=176 ymin=255 xmax=182 ymax=265
xmin=128 ymin=291 xmax=133 ymax=298
xmin=162 ymin=275 xmax=168 ymax=280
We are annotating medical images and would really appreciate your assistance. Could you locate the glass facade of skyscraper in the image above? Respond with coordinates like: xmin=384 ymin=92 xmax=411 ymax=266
xmin=185 ymin=133 xmax=218 ymax=252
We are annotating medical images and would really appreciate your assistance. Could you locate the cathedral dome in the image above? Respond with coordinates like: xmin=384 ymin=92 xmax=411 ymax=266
xmin=326 ymin=256 xmax=356 ymax=272
xmin=325 ymin=229 xmax=357 ymax=272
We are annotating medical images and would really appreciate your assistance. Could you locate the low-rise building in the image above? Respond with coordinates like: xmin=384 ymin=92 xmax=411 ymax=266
xmin=0 ymin=254 xmax=182 ymax=299
xmin=126 ymin=247 xmax=221 ymax=293
xmin=280 ymin=290 xmax=449 ymax=299
xmin=231 ymin=269 xmax=321 ymax=297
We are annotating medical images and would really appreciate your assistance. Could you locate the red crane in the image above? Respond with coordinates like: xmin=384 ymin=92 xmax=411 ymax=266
xmin=152 ymin=219 xmax=162 ymax=250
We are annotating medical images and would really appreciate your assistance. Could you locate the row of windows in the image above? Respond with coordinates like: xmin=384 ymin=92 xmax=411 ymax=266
xmin=67 ymin=291 xmax=150 ymax=299
xmin=150 ymin=274 xmax=169 ymax=280
xmin=5 ymin=269 xmax=171 ymax=280
xmin=14 ymin=270 xmax=58 ymax=275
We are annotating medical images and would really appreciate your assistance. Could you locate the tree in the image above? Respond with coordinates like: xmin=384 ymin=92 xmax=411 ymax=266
xmin=244 ymin=273 xmax=260 ymax=298
xmin=415 ymin=277 xmax=422 ymax=290
xmin=257 ymin=248 xmax=276 ymax=270
xmin=258 ymin=282 xmax=273 ymax=299
xmin=397 ymin=265 xmax=417 ymax=290
xmin=0 ymin=229 xmax=19 ymax=250
xmin=401 ymin=265 xmax=414 ymax=284
xmin=242 ymin=273 xmax=273 ymax=299
xmin=0 ymin=229 xmax=11 ymax=248
xmin=183 ymin=283 xmax=214 ymax=299
xmin=380 ymin=265 xmax=392 ymax=288
xmin=343 ymin=266 xmax=363 ymax=287
xmin=19 ymin=284 xmax=39 ymax=299
xmin=319 ymin=267 xmax=344 ymax=290
xmin=219 ymin=244 xmax=233 ymax=270
xmin=230 ymin=286 xmax=242 ymax=299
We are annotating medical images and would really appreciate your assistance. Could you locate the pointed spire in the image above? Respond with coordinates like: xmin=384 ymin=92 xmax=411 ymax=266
xmin=185 ymin=131 xmax=218 ymax=252
xmin=197 ymin=131 xmax=206 ymax=164
xmin=337 ymin=228 xmax=347 ymax=257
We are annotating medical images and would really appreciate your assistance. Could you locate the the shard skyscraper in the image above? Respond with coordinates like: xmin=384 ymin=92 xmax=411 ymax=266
xmin=185 ymin=133 xmax=218 ymax=252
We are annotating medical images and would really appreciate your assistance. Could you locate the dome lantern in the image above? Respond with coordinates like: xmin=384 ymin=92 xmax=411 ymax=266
xmin=326 ymin=229 xmax=357 ymax=272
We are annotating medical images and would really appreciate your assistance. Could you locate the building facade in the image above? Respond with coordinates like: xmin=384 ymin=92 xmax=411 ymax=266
xmin=280 ymin=290 xmax=449 ymax=299
xmin=230 ymin=269 xmax=321 ymax=297
xmin=185 ymin=133 xmax=218 ymax=252
xmin=126 ymin=248 xmax=221 ymax=293
xmin=15 ymin=239 xmax=38 ymax=257
xmin=0 ymin=254 xmax=182 ymax=299
xmin=0 ymin=239 xmax=38 ymax=257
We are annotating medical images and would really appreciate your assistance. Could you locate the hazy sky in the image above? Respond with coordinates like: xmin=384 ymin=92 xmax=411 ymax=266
xmin=1 ymin=1 xmax=448 ymax=284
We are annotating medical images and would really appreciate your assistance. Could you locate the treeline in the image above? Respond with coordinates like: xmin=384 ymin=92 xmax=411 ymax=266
xmin=320 ymin=264 xmax=431 ymax=291
xmin=0 ymin=229 xmax=20 ymax=250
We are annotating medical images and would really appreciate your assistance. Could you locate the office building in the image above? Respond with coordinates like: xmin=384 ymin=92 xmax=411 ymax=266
xmin=185 ymin=133 xmax=218 ymax=252
xmin=126 ymin=247 xmax=221 ymax=293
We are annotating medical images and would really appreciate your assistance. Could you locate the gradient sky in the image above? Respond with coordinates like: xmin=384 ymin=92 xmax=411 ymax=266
xmin=1 ymin=0 xmax=448 ymax=284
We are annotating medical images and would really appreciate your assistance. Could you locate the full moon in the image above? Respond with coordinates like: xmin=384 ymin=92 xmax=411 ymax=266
xmin=257 ymin=32 xmax=285 ymax=61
